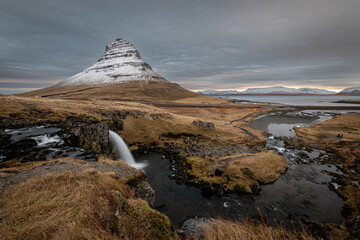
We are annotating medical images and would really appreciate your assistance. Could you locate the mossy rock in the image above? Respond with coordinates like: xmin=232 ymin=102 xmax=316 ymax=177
xmin=126 ymin=172 xmax=148 ymax=188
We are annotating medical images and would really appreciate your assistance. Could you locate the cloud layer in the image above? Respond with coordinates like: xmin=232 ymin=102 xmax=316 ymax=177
xmin=1 ymin=0 xmax=359 ymax=93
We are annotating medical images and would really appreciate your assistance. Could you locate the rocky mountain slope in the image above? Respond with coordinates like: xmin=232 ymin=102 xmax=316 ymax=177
xmin=57 ymin=38 xmax=166 ymax=86
xmin=20 ymin=38 xmax=201 ymax=101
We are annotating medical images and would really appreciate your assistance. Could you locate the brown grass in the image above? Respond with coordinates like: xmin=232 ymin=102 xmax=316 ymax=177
xmin=187 ymin=150 xmax=288 ymax=193
xmin=0 ymin=95 xmax=266 ymax=150
xmin=194 ymin=219 xmax=316 ymax=240
xmin=295 ymin=113 xmax=360 ymax=143
xmin=0 ymin=171 xmax=173 ymax=240
xmin=18 ymin=81 xmax=202 ymax=102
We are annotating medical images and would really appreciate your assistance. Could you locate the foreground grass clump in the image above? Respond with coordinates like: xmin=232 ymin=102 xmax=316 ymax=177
xmin=0 ymin=171 xmax=173 ymax=240
xmin=193 ymin=219 xmax=316 ymax=240
xmin=186 ymin=150 xmax=288 ymax=193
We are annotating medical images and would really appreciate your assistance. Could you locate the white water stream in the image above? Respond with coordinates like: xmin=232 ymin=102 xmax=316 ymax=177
xmin=109 ymin=130 xmax=147 ymax=170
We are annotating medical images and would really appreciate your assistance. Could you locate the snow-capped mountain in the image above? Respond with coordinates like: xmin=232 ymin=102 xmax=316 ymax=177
xmin=199 ymin=87 xmax=336 ymax=95
xmin=339 ymin=86 xmax=360 ymax=95
xmin=241 ymin=86 xmax=335 ymax=94
xmin=57 ymin=38 xmax=166 ymax=86
xmin=297 ymin=88 xmax=336 ymax=94
xmin=241 ymin=87 xmax=298 ymax=94
xmin=198 ymin=90 xmax=240 ymax=95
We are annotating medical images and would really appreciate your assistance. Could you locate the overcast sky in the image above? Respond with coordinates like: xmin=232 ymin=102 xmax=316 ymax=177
xmin=1 ymin=0 xmax=359 ymax=94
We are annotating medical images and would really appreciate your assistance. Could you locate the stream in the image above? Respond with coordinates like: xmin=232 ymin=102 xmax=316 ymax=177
xmin=136 ymin=110 xmax=360 ymax=228
xmin=1 ymin=110 xmax=357 ymax=230
xmin=0 ymin=126 xmax=96 ymax=162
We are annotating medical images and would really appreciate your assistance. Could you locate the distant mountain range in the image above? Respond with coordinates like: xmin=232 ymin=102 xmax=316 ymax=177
xmin=199 ymin=86 xmax=360 ymax=96
xmin=339 ymin=86 xmax=360 ymax=95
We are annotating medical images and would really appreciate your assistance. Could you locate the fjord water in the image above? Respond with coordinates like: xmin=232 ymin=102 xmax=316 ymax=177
xmin=136 ymin=110 xmax=347 ymax=228
xmin=221 ymin=95 xmax=360 ymax=106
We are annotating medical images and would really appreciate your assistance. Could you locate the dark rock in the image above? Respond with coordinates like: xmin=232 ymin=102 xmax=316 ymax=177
xmin=150 ymin=113 xmax=173 ymax=120
xmin=17 ymin=149 xmax=50 ymax=163
xmin=99 ymin=110 xmax=127 ymax=120
xmin=134 ymin=181 xmax=155 ymax=207
xmin=212 ymin=183 xmax=224 ymax=196
xmin=0 ymin=133 xmax=10 ymax=146
xmin=214 ymin=168 xmax=223 ymax=176
xmin=181 ymin=217 xmax=216 ymax=238
xmin=127 ymin=110 xmax=144 ymax=119
xmin=108 ymin=119 xmax=124 ymax=131
xmin=4 ymin=139 xmax=37 ymax=159
xmin=192 ymin=120 xmax=215 ymax=130
xmin=60 ymin=117 xmax=109 ymax=155
xmin=0 ymin=118 xmax=35 ymax=128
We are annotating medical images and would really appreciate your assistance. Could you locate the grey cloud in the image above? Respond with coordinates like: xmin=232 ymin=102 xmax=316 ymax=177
xmin=0 ymin=0 xmax=359 ymax=92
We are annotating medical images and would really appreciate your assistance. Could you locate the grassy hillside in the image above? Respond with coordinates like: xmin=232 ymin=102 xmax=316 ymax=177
xmin=18 ymin=81 xmax=204 ymax=102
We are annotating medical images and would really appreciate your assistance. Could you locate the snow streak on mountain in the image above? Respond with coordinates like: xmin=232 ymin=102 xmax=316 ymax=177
xmin=57 ymin=38 xmax=166 ymax=86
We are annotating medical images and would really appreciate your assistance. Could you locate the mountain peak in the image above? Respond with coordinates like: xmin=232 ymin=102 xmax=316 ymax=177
xmin=57 ymin=38 xmax=166 ymax=86
xmin=339 ymin=86 xmax=360 ymax=95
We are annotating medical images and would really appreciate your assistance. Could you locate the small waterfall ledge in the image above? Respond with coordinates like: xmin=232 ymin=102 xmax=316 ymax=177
xmin=108 ymin=130 xmax=147 ymax=170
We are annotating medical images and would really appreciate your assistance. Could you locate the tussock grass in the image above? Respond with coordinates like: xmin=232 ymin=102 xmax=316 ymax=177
xmin=0 ymin=171 xmax=173 ymax=240
xmin=193 ymin=219 xmax=316 ymax=240
xmin=187 ymin=150 xmax=288 ymax=193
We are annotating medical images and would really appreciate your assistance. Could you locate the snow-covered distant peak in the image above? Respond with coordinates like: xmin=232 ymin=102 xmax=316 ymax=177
xmin=56 ymin=38 xmax=166 ymax=86
xmin=242 ymin=86 xmax=298 ymax=94
xmin=339 ymin=86 xmax=360 ymax=94
xmin=198 ymin=89 xmax=239 ymax=95
xmin=298 ymin=88 xmax=336 ymax=94
xmin=199 ymin=87 xmax=336 ymax=96
xmin=241 ymin=86 xmax=335 ymax=95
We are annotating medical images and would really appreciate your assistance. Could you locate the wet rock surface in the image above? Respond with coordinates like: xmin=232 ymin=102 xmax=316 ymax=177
xmin=0 ymin=125 xmax=97 ymax=164
xmin=0 ymin=117 xmax=37 ymax=129
xmin=134 ymin=181 xmax=155 ymax=207
xmin=60 ymin=117 xmax=109 ymax=155
xmin=180 ymin=217 xmax=216 ymax=238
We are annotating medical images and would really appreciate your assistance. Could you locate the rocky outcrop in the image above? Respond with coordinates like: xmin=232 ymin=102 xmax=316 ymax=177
xmin=180 ymin=217 xmax=216 ymax=238
xmin=192 ymin=120 xmax=215 ymax=130
xmin=0 ymin=137 xmax=50 ymax=163
xmin=125 ymin=171 xmax=155 ymax=207
xmin=61 ymin=117 xmax=109 ymax=155
xmin=150 ymin=113 xmax=173 ymax=120
xmin=134 ymin=182 xmax=155 ymax=207
xmin=0 ymin=117 xmax=36 ymax=129
xmin=56 ymin=38 xmax=167 ymax=86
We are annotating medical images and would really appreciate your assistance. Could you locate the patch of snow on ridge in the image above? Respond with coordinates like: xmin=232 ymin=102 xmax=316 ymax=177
xmin=339 ymin=86 xmax=360 ymax=94
xmin=57 ymin=38 xmax=167 ymax=86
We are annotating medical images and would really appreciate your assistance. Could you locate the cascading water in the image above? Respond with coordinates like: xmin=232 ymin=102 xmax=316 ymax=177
xmin=109 ymin=130 xmax=147 ymax=170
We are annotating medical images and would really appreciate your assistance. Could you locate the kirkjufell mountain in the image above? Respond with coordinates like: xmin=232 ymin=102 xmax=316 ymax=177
xmin=57 ymin=38 xmax=167 ymax=86
xmin=22 ymin=38 xmax=199 ymax=101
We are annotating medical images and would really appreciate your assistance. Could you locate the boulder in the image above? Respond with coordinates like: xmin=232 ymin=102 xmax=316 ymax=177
xmin=192 ymin=120 xmax=215 ymax=130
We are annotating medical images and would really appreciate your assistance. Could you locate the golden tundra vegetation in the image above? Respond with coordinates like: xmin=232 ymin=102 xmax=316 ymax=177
xmin=0 ymin=159 xmax=314 ymax=240
xmin=0 ymin=83 xmax=330 ymax=239
xmin=0 ymin=158 xmax=173 ymax=240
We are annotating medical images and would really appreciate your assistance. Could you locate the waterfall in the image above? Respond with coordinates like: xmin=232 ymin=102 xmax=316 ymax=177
xmin=109 ymin=130 xmax=146 ymax=170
